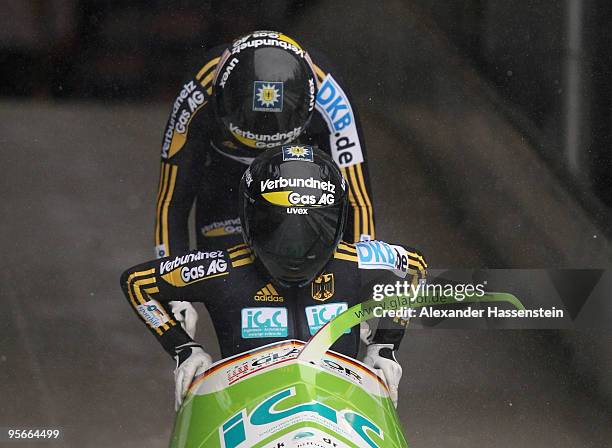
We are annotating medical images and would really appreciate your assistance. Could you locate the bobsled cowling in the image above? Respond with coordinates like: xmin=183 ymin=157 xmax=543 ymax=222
xmin=170 ymin=339 xmax=407 ymax=448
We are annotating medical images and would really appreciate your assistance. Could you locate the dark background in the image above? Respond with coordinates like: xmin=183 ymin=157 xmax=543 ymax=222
xmin=1 ymin=1 xmax=610 ymax=447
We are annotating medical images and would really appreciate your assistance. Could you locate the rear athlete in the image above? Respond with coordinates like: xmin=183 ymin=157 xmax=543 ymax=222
xmin=123 ymin=147 xmax=426 ymax=409
xmin=154 ymin=31 xmax=376 ymax=337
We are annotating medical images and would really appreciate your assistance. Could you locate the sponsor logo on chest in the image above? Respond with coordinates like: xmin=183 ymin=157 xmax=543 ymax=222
xmin=254 ymin=283 xmax=285 ymax=302
xmin=241 ymin=307 xmax=288 ymax=338
xmin=305 ymin=303 xmax=349 ymax=335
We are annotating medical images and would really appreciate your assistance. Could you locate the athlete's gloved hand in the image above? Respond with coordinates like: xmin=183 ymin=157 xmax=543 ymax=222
xmin=359 ymin=322 xmax=372 ymax=345
xmin=173 ymin=343 xmax=212 ymax=411
xmin=169 ymin=301 xmax=198 ymax=339
xmin=363 ymin=344 xmax=402 ymax=408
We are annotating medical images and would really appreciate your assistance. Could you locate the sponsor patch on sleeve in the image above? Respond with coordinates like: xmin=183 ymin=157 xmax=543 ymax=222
xmin=137 ymin=300 xmax=171 ymax=328
xmin=161 ymin=79 xmax=207 ymax=159
xmin=316 ymin=74 xmax=364 ymax=168
xmin=155 ymin=244 xmax=167 ymax=259
xmin=160 ymin=251 xmax=229 ymax=286
xmin=355 ymin=240 xmax=410 ymax=278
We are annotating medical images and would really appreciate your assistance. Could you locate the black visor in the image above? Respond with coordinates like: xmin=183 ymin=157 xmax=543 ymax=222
xmin=239 ymin=145 xmax=348 ymax=288
xmin=244 ymin=200 xmax=347 ymax=287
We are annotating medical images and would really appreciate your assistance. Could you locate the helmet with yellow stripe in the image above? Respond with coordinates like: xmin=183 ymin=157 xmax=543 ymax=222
xmin=239 ymin=145 xmax=348 ymax=288
xmin=212 ymin=31 xmax=317 ymax=151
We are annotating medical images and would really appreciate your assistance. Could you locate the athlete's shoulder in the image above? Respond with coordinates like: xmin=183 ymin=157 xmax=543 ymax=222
xmin=156 ymin=243 xmax=255 ymax=279
xmin=306 ymin=47 xmax=341 ymax=84
xmin=349 ymin=239 xmax=427 ymax=279
xmin=190 ymin=44 xmax=228 ymax=98
xmin=120 ymin=249 xmax=231 ymax=308
xmin=333 ymin=241 xmax=359 ymax=263
xmin=120 ymin=258 xmax=158 ymax=289
xmin=225 ymin=242 xmax=255 ymax=268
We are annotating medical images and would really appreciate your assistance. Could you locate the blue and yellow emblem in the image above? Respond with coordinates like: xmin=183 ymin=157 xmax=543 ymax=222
xmin=282 ymin=144 xmax=313 ymax=162
xmin=253 ymin=81 xmax=283 ymax=112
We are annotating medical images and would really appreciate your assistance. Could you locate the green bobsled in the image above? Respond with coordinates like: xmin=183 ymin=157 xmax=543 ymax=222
xmin=170 ymin=292 xmax=524 ymax=447
xmin=171 ymin=339 xmax=404 ymax=448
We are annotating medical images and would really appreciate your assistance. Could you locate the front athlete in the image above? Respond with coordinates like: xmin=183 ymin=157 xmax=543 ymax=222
xmin=124 ymin=148 xmax=426 ymax=409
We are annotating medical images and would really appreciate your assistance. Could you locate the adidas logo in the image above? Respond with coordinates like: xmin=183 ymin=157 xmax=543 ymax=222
xmin=254 ymin=283 xmax=284 ymax=302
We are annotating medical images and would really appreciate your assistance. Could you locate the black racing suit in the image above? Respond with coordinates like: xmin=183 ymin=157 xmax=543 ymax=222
xmin=154 ymin=44 xmax=375 ymax=261
xmin=120 ymin=241 xmax=427 ymax=360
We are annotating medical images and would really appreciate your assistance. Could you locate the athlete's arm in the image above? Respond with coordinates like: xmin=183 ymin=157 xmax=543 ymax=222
xmin=154 ymin=143 xmax=202 ymax=258
xmin=156 ymin=105 xmax=208 ymax=336
xmin=309 ymin=51 xmax=376 ymax=242
xmin=153 ymin=52 xmax=224 ymax=338
xmin=154 ymin=89 xmax=208 ymax=340
xmin=370 ymin=243 xmax=427 ymax=348
xmin=120 ymin=261 xmax=192 ymax=357
xmin=337 ymin=240 xmax=427 ymax=347
xmin=154 ymin=51 xmax=223 ymax=258
xmin=356 ymin=241 xmax=425 ymax=407
xmin=119 ymin=248 xmax=229 ymax=357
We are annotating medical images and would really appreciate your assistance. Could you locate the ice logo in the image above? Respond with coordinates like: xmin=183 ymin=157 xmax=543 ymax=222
xmin=241 ymin=307 xmax=288 ymax=338
xmin=253 ymin=81 xmax=283 ymax=112
xmin=220 ymin=387 xmax=383 ymax=448
xmin=306 ymin=303 xmax=349 ymax=335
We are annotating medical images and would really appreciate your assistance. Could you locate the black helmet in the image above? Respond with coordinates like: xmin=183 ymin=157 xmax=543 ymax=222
xmin=239 ymin=145 xmax=348 ymax=287
xmin=212 ymin=31 xmax=317 ymax=151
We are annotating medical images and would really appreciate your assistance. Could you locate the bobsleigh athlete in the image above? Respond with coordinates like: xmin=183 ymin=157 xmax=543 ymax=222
xmin=122 ymin=147 xmax=426 ymax=410
xmin=154 ymin=30 xmax=376 ymax=339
